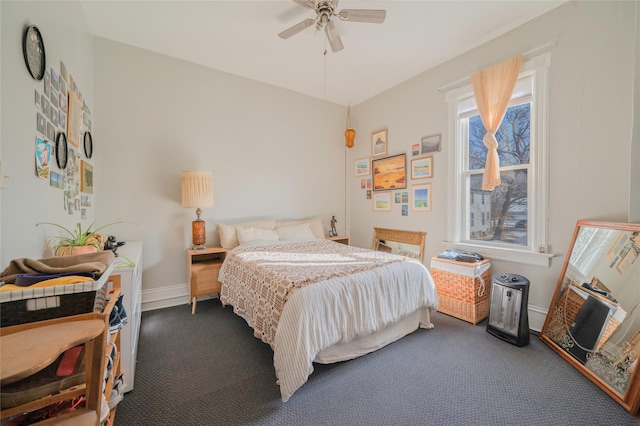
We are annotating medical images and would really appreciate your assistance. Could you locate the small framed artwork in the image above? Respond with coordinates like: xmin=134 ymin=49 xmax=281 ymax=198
xmin=411 ymin=156 xmax=433 ymax=179
xmin=35 ymin=137 xmax=51 ymax=180
xmin=616 ymin=249 xmax=637 ymax=274
xmin=607 ymin=232 xmax=629 ymax=262
xmin=354 ymin=157 xmax=370 ymax=177
xmin=371 ymin=128 xmax=388 ymax=158
xmin=372 ymin=153 xmax=406 ymax=191
xmin=80 ymin=160 xmax=93 ymax=194
xmin=402 ymin=205 xmax=408 ymax=216
xmin=412 ymin=143 xmax=420 ymax=156
xmin=67 ymin=90 xmax=82 ymax=147
xmin=411 ymin=183 xmax=432 ymax=212
xmin=373 ymin=191 xmax=392 ymax=212
xmin=420 ymin=134 xmax=441 ymax=154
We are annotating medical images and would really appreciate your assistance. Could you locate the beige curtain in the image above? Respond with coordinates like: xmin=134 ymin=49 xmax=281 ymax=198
xmin=471 ymin=55 xmax=523 ymax=191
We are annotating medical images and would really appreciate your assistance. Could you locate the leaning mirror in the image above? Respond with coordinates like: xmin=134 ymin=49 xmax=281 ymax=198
xmin=540 ymin=220 xmax=640 ymax=415
xmin=372 ymin=228 xmax=426 ymax=263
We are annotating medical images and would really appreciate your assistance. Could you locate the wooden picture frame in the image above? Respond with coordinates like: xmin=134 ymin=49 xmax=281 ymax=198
xmin=371 ymin=128 xmax=388 ymax=157
xmin=354 ymin=157 xmax=370 ymax=177
xmin=420 ymin=134 xmax=441 ymax=154
xmin=67 ymin=90 xmax=81 ymax=147
xmin=411 ymin=156 xmax=433 ymax=179
xmin=411 ymin=183 xmax=432 ymax=212
xmin=372 ymin=153 xmax=406 ymax=191
xmin=373 ymin=191 xmax=392 ymax=212
xmin=80 ymin=160 xmax=93 ymax=194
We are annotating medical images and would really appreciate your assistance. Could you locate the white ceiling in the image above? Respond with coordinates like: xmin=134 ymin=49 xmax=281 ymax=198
xmin=80 ymin=0 xmax=565 ymax=106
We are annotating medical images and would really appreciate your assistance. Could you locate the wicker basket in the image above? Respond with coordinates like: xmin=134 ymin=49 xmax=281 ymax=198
xmin=431 ymin=257 xmax=491 ymax=325
xmin=0 ymin=264 xmax=113 ymax=327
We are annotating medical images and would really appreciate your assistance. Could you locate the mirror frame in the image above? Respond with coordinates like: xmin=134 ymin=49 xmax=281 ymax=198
xmin=372 ymin=227 xmax=426 ymax=263
xmin=540 ymin=220 xmax=640 ymax=415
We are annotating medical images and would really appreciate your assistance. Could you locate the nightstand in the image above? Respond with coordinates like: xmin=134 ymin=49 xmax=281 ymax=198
xmin=186 ymin=247 xmax=227 ymax=314
xmin=327 ymin=235 xmax=349 ymax=245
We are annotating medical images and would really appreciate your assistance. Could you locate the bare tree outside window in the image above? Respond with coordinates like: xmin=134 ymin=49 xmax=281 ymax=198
xmin=467 ymin=103 xmax=530 ymax=245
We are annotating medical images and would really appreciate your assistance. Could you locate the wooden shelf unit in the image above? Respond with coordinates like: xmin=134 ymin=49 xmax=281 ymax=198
xmin=187 ymin=246 xmax=227 ymax=314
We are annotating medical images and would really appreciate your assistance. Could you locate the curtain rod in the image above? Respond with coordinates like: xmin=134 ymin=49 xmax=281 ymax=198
xmin=437 ymin=41 xmax=557 ymax=93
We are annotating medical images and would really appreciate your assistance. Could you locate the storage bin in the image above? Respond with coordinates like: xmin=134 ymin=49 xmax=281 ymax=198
xmin=0 ymin=263 xmax=113 ymax=327
xmin=431 ymin=257 xmax=491 ymax=325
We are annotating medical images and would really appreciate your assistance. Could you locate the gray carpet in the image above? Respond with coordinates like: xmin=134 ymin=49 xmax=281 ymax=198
xmin=115 ymin=299 xmax=639 ymax=425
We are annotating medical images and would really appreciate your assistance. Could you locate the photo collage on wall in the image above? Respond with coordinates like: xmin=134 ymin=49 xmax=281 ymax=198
xmin=355 ymin=129 xmax=440 ymax=216
xmin=34 ymin=59 xmax=94 ymax=218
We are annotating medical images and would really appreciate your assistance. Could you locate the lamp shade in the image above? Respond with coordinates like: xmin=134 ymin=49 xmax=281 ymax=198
xmin=181 ymin=171 xmax=213 ymax=208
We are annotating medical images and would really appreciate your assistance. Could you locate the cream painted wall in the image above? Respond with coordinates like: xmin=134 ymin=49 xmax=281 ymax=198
xmin=1 ymin=1 xmax=94 ymax=265
xmin=92 ymin=38 xmax=347 ymax=297
xmin=348 ymin=1 xmax=637 ymax=328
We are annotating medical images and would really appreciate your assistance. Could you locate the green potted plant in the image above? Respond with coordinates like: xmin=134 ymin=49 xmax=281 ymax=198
xmin=37 ymin=221 xmax=121 ymax=256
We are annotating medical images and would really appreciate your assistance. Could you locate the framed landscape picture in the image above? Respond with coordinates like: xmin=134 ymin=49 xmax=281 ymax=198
xmin=411 ymin=183 xmax=432 ymax=212
xmin=354 ymin=157 xmax=371 ymax=177
xmin=371 ymin=128 xmax=388 ymax=157
xmin=372 ymin=153 xmax=406 ymax=191
xmin=373 ymin=191 xmax=392 ymax=212
xmin=420 ymin=134 xmax=441 ymax=154
xmin=411 ymin=156 xmax=433 ymax=179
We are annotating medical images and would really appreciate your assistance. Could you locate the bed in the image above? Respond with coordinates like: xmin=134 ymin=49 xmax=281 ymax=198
xmin=217 ymin=219 xmax=438 ymax=402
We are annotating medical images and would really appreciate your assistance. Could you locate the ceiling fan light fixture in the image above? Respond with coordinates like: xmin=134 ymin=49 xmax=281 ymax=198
xmin=278 ymin=0 xmax=386 ymax=52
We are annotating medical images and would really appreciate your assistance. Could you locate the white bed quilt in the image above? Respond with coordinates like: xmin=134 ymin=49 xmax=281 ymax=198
xmin=219 ymin=239 xmax=438 ymax=402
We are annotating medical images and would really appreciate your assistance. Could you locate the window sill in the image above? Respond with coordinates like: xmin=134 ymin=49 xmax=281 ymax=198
xmin=443 ymin=241 xmax=556 ymax=267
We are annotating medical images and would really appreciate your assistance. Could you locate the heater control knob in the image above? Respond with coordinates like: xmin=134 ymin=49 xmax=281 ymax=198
xmin=511 ymin=276 xmax=519 ymax=282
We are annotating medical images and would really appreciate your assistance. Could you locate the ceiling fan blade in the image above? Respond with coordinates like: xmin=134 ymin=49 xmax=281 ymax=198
xmin=338 ymin=9 xmax=386 ymax=24
xmin=292 ymin=0 xmax=315 ymax=9
xmin=325 ymin=20 xmax=344 ymax=53
xmin=278 ymin=18 xmax=315 ymax=39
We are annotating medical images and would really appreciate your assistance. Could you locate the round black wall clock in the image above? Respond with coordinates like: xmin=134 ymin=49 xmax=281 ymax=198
xmin=83 ymin=132 xmax=93 ymax=159
xmin=55 ymin=132 xmax=68 ymax=169
xmin=22 ymin=25 xmax=46 ymax=81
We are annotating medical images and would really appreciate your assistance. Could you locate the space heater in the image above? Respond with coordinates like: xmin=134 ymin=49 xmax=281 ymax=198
xmin=487 ymin=274 xmax=530 ymax=347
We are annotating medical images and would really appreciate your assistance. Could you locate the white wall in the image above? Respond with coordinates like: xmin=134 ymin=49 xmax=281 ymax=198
xmin=348 ymin=1 xmax=637 ymax=329
xmin=1 ymin=1 xmax=94 ymax=265
xmin=92 ymin=38 xmax=346 ymax=303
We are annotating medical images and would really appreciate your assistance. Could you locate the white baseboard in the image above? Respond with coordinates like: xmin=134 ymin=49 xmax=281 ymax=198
xmin=141 ymin=283 xmax=218 ymax=312
xmin=141 ymin=285 xmax=549 ymax=333
xmin=528 ymin=304 xmax=548 ymax=333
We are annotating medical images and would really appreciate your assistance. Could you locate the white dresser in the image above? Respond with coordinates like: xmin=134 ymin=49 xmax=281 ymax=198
xmin=110 ymin=241 xmax=143 ymax=393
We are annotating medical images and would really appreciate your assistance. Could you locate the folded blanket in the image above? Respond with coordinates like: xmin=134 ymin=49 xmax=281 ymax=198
xmin=15 ymin=272 xmax=96 ymax=287
xmin=0 ymin=251 xmax=115 ymax=284
xmin=0 ymin=276 xmax=95 ymax=292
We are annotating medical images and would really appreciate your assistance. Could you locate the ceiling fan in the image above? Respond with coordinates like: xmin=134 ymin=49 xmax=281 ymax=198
xmin=278 ymin=0 xmax=386 ymax=53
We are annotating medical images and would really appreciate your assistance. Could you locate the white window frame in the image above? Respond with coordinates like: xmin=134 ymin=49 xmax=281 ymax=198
xmin=444 ymin=52 xmax=554 ymax=267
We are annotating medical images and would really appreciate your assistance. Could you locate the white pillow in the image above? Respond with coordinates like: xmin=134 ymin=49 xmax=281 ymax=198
xmin=236 ymin=226 xmax=279 ymax=245
xmin=276 ymin=223 xmax=316 ymax=241
xmin=275 ymin=216 xmax=325 ymax=239
xmin=218 ymin=219 xmax=276 ymax=249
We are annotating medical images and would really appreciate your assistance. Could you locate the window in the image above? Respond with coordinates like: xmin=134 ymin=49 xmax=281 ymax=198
xmin=445 ymin=53 xmax=552 ymax=266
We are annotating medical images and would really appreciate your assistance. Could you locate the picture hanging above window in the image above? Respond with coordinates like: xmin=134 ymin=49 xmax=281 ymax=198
xmin=420 ymin=134 xmax=441 ymax=154
xmin=372 ymin=153 xmax=406 ymax=191
xmin=371 ymin=128 xmax=388 ymax=157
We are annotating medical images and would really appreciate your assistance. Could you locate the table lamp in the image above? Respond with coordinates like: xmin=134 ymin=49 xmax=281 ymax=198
xmin=181 ymin=171 xmax=213 ymax=250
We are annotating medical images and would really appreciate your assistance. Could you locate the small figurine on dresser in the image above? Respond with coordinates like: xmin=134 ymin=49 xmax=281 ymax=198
xmin=330 ymin=216 xmax=337 ymax=237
